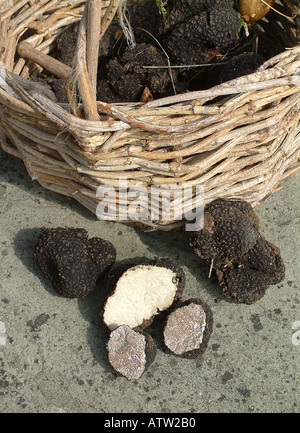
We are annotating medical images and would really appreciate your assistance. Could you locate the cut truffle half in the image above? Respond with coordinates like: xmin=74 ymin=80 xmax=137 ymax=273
xmin=34 ymin=228 xmax=116 ymax=298
xmin=163 ymin=298 xmax=213 ymax=359
xmin=107 ymin=325 xmax=156 ymax=380
xmin=102 ymin=258 xmax=185 ymax=331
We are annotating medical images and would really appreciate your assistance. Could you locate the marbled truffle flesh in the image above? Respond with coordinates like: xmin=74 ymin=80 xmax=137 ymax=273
xmin=103 ymin=259 xmax=185 ymax=330
xmin=107 ymin=325 xmax=156 ymax=380
xmin=164 ymin=298 xmax=213 ymax=358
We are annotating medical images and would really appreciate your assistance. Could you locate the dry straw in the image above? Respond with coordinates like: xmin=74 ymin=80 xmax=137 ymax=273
xmin=0 ymin=0 xmax=299 ymax=229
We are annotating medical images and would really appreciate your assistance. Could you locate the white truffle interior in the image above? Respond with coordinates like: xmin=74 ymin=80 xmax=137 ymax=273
xmin=103 ymin=265 xmax=178 ymax=330
xmin=164 ymin=303 xmax=206 ymax=355
xmin=107 ymin=325 xmax=146 ymax=380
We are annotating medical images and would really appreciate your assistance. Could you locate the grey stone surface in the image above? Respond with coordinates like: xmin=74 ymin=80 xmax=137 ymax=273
xmin=0 ymin=147 xmax=299 ymax=413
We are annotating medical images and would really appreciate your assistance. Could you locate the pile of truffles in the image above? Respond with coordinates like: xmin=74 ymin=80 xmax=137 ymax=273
xmin=190 ymin=199 xmax=285 ymax=304
xmin=102 ymin=258 xmax=213 ymax=380
xmin=51 ymin=0 xmax=268 ymax=103
xmin=34 ymin=235 xmax=214 ymax=381
xmin=33 ymin=198 xmax=286 ymax=381
xmin=34 ymin=227 xmax=116 ymax=298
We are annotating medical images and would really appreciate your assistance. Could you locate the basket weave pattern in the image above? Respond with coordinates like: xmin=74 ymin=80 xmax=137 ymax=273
xmin=0 ymin=0 xmax=299 ymax=229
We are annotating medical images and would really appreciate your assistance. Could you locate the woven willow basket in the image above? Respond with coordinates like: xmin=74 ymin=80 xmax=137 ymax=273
xmin=0 ymin=0 xmax=299 ymax=229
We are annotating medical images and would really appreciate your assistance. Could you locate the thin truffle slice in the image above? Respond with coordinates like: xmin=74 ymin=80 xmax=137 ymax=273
xmin=102 ymin=258 xmax=185 ymax=331
xmin=34 ymin=228 xmax=116 ymax=298
xmin=164 ymin=298 xmax=213 ymax=359
xmin=107 ymin=325 xmax=156 ymax=380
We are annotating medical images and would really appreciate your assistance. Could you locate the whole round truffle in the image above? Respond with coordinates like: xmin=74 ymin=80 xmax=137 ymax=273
xmin=34 ymin=228 xmax=116 ymax=298
xmin=166 ymin=1 xmax=240 ymax=65
xmin=216 ymin=234 xmax=285 ymax=304
xmin=190 ymin=199 xmax=259 ymax=269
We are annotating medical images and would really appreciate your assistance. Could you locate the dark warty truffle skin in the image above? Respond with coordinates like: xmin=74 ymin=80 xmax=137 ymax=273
xmin=34 ymin=227 xmax=116 ymax=298
xmin=219 ymin=52 xmax=266 ymax=83
xmin=216 ymin=234 xmax=285 ymax=304
xmin=190 ymin=198 xmax=285 ymax=304
xmin=166 ymin=1 xmax=240 ymax=65
xmin=190 ymin=198 xmax=259 ymax=269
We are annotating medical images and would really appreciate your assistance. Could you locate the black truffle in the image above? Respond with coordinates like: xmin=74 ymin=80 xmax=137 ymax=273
xmin=100 ymin=43 xmax=176 ymax=102
xmin=163 ymin=298 xmax=213 ymax=359
xmin=34 ymin=228 xmax=116 ymax=298
xmin=126 ymin=0 xmax=162 ymax=44
xmin=190 ymin=199 xmax=285 ymax=304
xmin=216 ymin=235 xmax=285 ymax=304
xmin=102 ymin=257 xmax=185 ymax=331
xmin=163 ymin=0 xmax=234 ymax=33
xmin=166 ymin=1 xmax=240 ymax=65
xmin=190 ymin=198 xmax=259 ymax=269
xmin=219 ymin=52 xmax=266 ymax=82
xmin=107 ymin=325 xmax=157 ymax=380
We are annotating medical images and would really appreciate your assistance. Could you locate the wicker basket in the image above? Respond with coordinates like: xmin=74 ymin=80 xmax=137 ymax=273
xmin=0 ymin=0 xmax=299 ymax=230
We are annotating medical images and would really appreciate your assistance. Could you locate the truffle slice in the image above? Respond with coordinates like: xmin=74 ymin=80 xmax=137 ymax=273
xmin=102 ymin=258 xmax=185 ymax=331
xmin=34 ymin=228 xmax=116 ymax=298
xmin=190 ymin=199 xmax=259 ymax=269
xmin=164 ymin=298 xmax=213 ymax=359
xmin=216 ymin=235 xmax=285 ymax=304
xmin=107 ymin=325 xmax=156 ymax=380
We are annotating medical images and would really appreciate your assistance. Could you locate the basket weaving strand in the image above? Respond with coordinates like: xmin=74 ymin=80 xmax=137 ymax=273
xmin=0 ymin=0 xmax=299 ymax=229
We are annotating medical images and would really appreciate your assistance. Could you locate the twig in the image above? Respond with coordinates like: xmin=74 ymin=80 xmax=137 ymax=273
xmin=143 ymin=63 xmax=227 ymax=69
xmin=72 ymin=3 xmax=99 ymax=120
xmin=17 ymin=41 xmax=72 ymax=79
xmin=208 ymin=259 xmax=214 ymax=278
xmin=86 ymin=0 xmax=102 ymax=97
xmin=100 ymin=0 xmax=121 ymax=40
xmin=259 ymin=0 xmax=295 ymax=18
xmin=135 ymin=27 xmax=176 ymax=95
